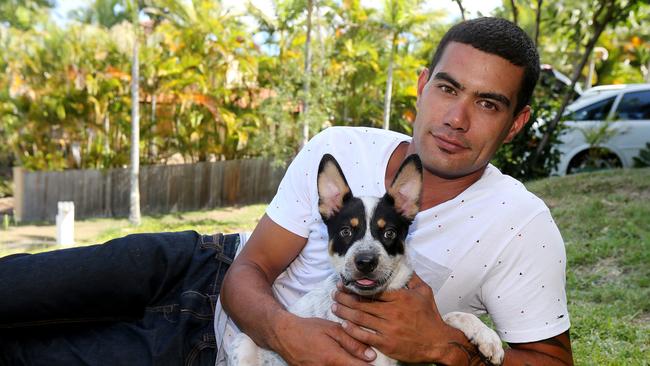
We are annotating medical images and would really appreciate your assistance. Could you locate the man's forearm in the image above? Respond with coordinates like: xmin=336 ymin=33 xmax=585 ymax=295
xmin=220 ymin=260 xmax=289 ymax=351
xmin=502 ymin=348 xmax=572 ymax=366
xmin=436 ymin=327 xmax=573 ymax=366
xmin=503 ymin=331 xmax=574 ymax=366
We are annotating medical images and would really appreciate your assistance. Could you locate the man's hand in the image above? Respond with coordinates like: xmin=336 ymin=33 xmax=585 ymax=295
xmin=332 ymin=273 xmax=458 ymax=363
xmin=333 ymin=273 xmax=574 ymax=365
xmin=271 ymin=311 xmax=375 ymax=366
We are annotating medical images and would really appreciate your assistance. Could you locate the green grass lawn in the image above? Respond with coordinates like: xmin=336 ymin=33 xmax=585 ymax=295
xmin=526 ymin=168 xmax=650 ymax=365
xmin=91 ymin=204 xmax=267 ymax=244
xmin=1 ymin=168 xmax=648 ymax=364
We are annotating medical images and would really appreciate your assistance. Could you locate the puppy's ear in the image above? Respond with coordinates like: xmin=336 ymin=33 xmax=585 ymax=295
xmin=387 ymin=154 xmax=423 ymax=220
xmin=317 ymin=154 xmax=352 ymax=219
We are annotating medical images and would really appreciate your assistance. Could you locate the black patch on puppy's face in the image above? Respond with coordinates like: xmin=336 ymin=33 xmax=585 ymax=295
xmin=323 ymin=196 xmax=367 ymax=257
xmin=370 ymin=193 xmax=413 ymax=257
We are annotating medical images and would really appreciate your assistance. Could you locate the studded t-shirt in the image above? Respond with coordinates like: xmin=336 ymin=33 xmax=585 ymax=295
xmin=215 ymin=126 xmax=570 ymax=358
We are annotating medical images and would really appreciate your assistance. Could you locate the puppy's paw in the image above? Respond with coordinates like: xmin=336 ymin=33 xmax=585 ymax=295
xmin=474 ymin=325 xmax=504 ymax=365
xmin=443 ymin=311 xmax=504 ymax=365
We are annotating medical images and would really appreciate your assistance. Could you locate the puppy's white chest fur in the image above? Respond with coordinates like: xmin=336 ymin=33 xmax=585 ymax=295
xmin=229 ymin=273 xmax=401 ymax=366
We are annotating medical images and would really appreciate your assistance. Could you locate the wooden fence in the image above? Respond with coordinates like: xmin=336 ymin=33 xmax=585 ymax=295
xmin=13 ymin=159 xmax=286 ymax=223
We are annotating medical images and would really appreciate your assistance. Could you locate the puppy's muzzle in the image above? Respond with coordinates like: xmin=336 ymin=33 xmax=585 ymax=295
xmin=354 ymin=252 xmax=379 ymax=274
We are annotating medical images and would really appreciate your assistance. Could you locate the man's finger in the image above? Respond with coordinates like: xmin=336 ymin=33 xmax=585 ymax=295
xmin=334 ymin=290 xmax=386 ymax=317
xmin=326 ymin=324 xmax=376 ymax=364
xmin=371 ymin=273 xmax=432 ymax=302
xmin=332 ymin=301 xmax=384 ymax=330
xmin=340 ymin=319 xmax=384 ymax=347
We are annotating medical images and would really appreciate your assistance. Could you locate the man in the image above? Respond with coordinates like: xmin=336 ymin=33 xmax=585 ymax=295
xmin=220 ymin=17 xmax=573 ymax=365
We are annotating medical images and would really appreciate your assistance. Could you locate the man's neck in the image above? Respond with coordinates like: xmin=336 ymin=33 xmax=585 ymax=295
xmin=385 ymin=142 xmax=486 ymax=210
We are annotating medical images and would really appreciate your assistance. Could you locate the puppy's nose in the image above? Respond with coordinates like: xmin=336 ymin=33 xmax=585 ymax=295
xmin=355 ymin=253 xmax=378 ymax=274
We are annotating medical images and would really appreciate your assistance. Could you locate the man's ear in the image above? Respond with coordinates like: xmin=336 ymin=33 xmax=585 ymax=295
xmin=417 ymin=67 xmax=430 ymax=98
xmin=504 ymin=105 xmax=531 ymax=143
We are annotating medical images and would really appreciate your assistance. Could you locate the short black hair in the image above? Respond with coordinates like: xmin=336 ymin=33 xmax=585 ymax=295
xmin=428 ymin=17 xmax=540 ymax=114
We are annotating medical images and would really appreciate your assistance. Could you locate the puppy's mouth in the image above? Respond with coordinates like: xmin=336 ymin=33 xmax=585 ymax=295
xmin=354 ymin=278 xmax=378 ymax=288
xmin=341 ymin=273 xmax=390 ymax=295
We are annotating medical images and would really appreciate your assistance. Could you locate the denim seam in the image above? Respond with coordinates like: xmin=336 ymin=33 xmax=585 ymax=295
xmin=184 ymin=338 xmax=216 ymax=366
xmin=179 ymin=309 xmax=213 ymax=320
xmin=145 ymin=304 xmax=178 ymax=312
xmin=210 ymin=234 xmax=226 ymax=296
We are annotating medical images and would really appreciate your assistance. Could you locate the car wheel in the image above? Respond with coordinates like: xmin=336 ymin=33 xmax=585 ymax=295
xmin=567 ymin=149 xmax=623 ymax=175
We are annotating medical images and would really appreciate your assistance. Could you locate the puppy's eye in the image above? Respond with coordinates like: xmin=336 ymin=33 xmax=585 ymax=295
xmin=383 ymin=229 xmax=396 ymax=240
xmin=340 ymin=227 xmax=352 ymax=238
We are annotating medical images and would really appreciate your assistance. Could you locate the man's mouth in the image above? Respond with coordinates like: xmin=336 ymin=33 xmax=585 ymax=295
xmin=432 ymin=133 xmax=469 ymax=153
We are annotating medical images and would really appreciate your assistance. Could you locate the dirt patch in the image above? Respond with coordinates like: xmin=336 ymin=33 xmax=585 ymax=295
xmin=0 ymin=217 xmax=126 ymax=256
xmin=573 ymin=257 xmax=624 ymax=285
xmin=633 ymin=312 xmax=650 ymax=328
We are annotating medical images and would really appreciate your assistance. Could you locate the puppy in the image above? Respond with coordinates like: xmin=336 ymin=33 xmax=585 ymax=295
xmin=228 ymin=154 xmax=504 ymax=365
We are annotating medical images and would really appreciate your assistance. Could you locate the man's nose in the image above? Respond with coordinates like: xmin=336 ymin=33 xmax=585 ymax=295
xmin=444 ymin=101 xmax=470 ymax=132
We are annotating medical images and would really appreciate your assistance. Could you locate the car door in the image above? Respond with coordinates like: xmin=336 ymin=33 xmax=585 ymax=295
xmin=557 ymin=96 xmax=617 ymax=174
xmin=609 ymin=89 xmax=650 ymax=166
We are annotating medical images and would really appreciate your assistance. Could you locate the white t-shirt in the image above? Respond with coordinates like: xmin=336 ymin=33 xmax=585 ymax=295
xmin=215 ymin=126 xmax=570 ymax=361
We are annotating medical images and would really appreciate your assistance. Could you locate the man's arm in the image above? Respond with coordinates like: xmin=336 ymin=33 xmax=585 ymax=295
xmin=504 ymin=331 xmax=573 ymax=365
xmin=220 ymin=214 xmax=375 ymax=365
xmin=332 ymin=274 xmax=573 ymax=365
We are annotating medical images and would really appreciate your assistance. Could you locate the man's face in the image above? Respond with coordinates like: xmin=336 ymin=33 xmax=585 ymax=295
xmin=412 ymin=42 xmax=531 ymax=179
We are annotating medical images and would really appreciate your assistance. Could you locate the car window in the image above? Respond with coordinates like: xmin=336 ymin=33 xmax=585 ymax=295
xmin=615 ymin=90 xmax=650 ymax=120
xmin=570 ymin=96 xmax=615 ymax=121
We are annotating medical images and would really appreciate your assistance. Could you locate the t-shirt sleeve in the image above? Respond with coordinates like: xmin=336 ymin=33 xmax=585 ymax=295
xmin=265 ymin=133 xmax=324 ymax=238
xmin=480 ymin=210 xmax=570 ymax=343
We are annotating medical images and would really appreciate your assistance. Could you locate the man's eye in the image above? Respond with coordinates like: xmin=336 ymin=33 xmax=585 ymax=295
xmin=383 ymin=229 xmax=396 ymax=240
xmin=478 ymin=100 xmax=498 ymax=111
xmin=438 ymin=84 xmax=456 ymax=95
xmin=340 ymin=227 xmax=352 ymax=238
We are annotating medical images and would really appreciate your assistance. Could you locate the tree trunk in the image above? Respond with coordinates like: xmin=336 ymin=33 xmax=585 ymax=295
xmin=509 ymin=0 xmax=518 ymax=25
xmin=383 ymin=33 xmax=398 ymax=130
xmin=534 ymin=0 xmax=543 ymax=47
xmin=149 ymin=92 xmax=157 ymax=161
xmin=103 ymin=111 xmax=110 ymax=156
xmin=454 ymin=0 xmax=466 ymax=21
xmin=301 ymin=0 xmax=313 ymax=149
xmin=129 ymin=2 xmax=141 ymax=226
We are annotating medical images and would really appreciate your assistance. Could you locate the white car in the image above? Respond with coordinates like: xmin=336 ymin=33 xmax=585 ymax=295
xmin=555 ymin=84 xmax=650 ymax=175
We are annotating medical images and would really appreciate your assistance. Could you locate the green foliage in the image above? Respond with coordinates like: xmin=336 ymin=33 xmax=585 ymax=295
xmin=0 ymin=0 xmax=52 ymax=30
xmin=0 ymin=177 xmax=11 ymax=198
xmin=633 ymin=142 xmax=650 ymax=167
xmin=71 ymin=0 xmax=130 ymax=28
xmin=1 ymin=0 xmax=261 ymax=170
xmin=491 ymin=77 xmax=566 ymax=180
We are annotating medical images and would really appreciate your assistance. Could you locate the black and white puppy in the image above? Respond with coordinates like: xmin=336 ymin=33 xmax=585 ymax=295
xmin=228 ymin=154 xmax=504 ymax=365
